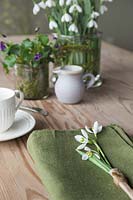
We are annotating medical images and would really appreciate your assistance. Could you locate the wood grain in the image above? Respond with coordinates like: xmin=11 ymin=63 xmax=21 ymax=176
xmin=0 ymin=36 xmax=133 ymax=200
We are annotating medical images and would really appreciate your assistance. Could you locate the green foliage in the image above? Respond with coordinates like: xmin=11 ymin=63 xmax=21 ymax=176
xmin=0 ymin=34 xmax=53 ymax=72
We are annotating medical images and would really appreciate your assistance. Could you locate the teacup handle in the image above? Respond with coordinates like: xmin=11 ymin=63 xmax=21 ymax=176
xmin=83 ymin=73 xmax=95 ymax=89
xmin=15 ymin=90 xmax=24 ymax=111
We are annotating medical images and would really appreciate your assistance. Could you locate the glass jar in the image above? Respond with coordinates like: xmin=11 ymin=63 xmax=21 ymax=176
xmin=14 ymin=64 xmax=49 ymax=100
xmin=54 ymin=33 xmax=102 ymax=87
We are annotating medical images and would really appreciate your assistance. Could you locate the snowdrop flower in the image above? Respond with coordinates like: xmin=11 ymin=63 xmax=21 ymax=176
xmin=68 ymin=23 xmax=78 ymax=33
xmin=82 ymin=146 xmax=100 ymax=160
xmin=66 ymin=0 xmax=72 ymax=6
xmin=100 ymin=5 xmax=108 ymax=15
xmin=92 ymin=121 xmax=102 ymax=134
xmin=49 ymin=20 xmax=58 ymax=30
xmin=69 ymin=4 xmax=82 ymax=13
xmin=103 ymin=0 xmax=113 ymax=2
xmin=87 ymin=19 xmax=98 ymax=29
xmin=85 ymin=121 xmax=102 ymax=136
xmin=82 ymin=147 xmax=92 ymax=160
xmin=75 ymin=129 xmax=88 ymax=150
xmin=91 ymin=11 xmax=99 ymax=19
xmin=45 ymin=0 xmax=55 ymax=8
xmin=38 ymin=1 xmax=47 ymax=9
xmin=59 ymin=0 xmax=64 ymax=6
xmin=61 ymin=13 xmax=72 ymax=22
xmin=33 ymin=3 xmax=40 ymax=15
xmin=52 ymin=33 xmax=58 ymax=39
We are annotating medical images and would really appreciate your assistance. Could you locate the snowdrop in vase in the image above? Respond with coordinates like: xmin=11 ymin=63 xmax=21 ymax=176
xmin=53 ymin=65 xmax=95 ymax=104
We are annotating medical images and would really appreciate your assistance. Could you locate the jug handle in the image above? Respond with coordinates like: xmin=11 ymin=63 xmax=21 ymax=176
xmin=83 ymin=73 xmax=95 ymax=89
xmin=52 ymin=67 xmax=62 ymax=84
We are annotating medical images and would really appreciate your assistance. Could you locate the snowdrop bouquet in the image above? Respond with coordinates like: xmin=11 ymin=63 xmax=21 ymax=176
xmin=32 ymin=0 xmax=113 ymax=87
xmin=75 ymin=121 xmax=133 ymax=200
xmin=32 ymin=0 xmax=113 ymax=36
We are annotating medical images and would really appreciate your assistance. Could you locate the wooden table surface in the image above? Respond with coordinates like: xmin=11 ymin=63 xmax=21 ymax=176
xmin=0 ymin=36 xmax=133 ymax=200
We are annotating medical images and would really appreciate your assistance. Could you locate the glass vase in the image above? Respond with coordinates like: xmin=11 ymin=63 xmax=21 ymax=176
xmin=14 ymin=64 xmax=49 ymax=100
xmin=54 ymin=33 xmax=102 ymax=87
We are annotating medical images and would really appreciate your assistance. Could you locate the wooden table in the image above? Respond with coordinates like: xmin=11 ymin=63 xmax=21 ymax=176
xmin=0 ymin=36 xmax=133 ymax=200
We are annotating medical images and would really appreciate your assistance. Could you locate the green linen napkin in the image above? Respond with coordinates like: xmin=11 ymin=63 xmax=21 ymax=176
xmin=27 ymin=125 xmax=133 ymax=200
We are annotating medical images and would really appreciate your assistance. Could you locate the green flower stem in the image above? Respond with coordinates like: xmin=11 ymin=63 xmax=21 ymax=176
xmin=93 ymin=140 xmax=111 ymax=167
xmin=76 ymin=150 xmax=112 ymax=174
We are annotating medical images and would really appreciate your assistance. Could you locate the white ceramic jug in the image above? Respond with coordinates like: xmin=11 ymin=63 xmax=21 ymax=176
xmin=53 ymin=65 xmax=95 ymax=104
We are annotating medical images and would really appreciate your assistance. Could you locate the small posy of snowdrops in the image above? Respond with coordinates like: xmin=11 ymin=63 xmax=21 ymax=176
xmin=75 ymin=122 xmax=133 ymax=200
xmin=32 ymin=0 xmax=113 ymax=36
xmin=75 ymin=121 xmax=112 ymax=174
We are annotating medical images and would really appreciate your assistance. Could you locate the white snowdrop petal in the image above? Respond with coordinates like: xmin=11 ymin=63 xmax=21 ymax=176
xmin=75 ymin=135 xmax=84 ymax=143
xmin=82 ymin=154 xmax=89 ymax=160
xmin=93 ymin=121 xmax=99 ymax=134
xmin=46 ymin=0 xmax=55 ymax=8
xmin=84 ymin=147 xmax=91 ymax=152
xmin=77 ymin=143 xmax=87 ymax=150
xmin=104 ymin=0 xmax=113 ymax=2
xmin=66 ymin=0 xmax=72 ymax=6
xmin=85 ymin=126 xmax=93 ymax=133
xmin=69 ymin=5 xmax=74 ymax=13
xmin=100 ymin=5 xmax=108 ymax=15
xmin=38 ymin=1 xmax=46 ymax=9
xmin=94 ymin=21 xmax=98 ymax=29
xmin=68 ymin=23 xmax=78 ymax=33
xmin=61 ymin=13 xmax=72 ymax=22
xmin=98 ymin=125 xmax=103 ymax=133
xmin=59 ymin=0 xmax=64 ymax=6
xmin=69 ymin=4 xmax=82 ymax=13
xmin=76 ymin=5 xmax=82 ymax=13
xmin=33 ymin=4 xmax=40 ymax=15
xmin=91 ymin=11 xmax=99 ymax=19
xmin=87 ymin=20 xmax=94 ymax=28
xmin=81 ymin=129 xmax=88 ymax=139
xmin=49 ymin=21 xmax=58 ymax=30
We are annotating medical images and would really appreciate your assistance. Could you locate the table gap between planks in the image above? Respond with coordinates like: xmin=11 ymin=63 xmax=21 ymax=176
xmin=0 ymin=35 xmax=133 ymax=200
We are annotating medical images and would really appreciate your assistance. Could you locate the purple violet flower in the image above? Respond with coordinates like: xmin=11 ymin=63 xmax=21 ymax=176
xmin=0 ymin=41 xmax=6 ymax=51
xmin=34 ymin=53 xmax=42 ymax=61
xmin=54 ymin=43 xmax=60 ymax=49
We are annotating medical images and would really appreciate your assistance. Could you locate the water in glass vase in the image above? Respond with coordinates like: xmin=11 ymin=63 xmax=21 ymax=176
xmin=54 ymin=32 xmax=102 ymax=87
xmin=14 ymin=64 xmax=49 ymax=100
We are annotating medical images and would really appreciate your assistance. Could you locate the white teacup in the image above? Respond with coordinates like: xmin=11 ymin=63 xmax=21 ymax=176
xmin=0 ymin=88 xmax=24 ymax=133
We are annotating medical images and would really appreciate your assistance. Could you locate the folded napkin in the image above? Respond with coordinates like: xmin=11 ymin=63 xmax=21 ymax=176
xmin=27 ymin=125 xmax=133 ymax=200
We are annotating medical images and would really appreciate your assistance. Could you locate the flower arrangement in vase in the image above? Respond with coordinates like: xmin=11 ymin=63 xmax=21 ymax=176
xmin=32 ymin=0 xmax=113 ymax=87
xmin=0 ymin=34 xmax=53 ymax=99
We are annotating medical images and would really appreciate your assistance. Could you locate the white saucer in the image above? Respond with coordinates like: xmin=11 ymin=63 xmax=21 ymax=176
xmin=0 ymin=110 xmax=36 ymax=142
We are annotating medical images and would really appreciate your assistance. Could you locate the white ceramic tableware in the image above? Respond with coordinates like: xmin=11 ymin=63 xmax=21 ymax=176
xmin=53 ymin=65 xmax=95 ymax=104
xmin=0 ymin=110 xmax=36 ymax=141
xmin=0 ymin=88 xmax=24 ymax=133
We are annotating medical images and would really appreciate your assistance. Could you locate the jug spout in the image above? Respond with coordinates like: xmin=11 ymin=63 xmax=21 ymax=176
xmin=53 ymin=67 xmax=62 ymax=75
xmin=53 ymin=65 xmax=83 ymax=75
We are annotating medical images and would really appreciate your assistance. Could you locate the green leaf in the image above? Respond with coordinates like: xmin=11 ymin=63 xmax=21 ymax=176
xmin=3 ymin=62 xmax=9 ymax=73
xmin=37 ymin=34 xmax=49 ymax=45
xmin=83 ymin=0 xmax=91 ymax=16
xmin=3 ymin=55 xmax=16 ymax=68
xmin=80 ymin=0 xmax=92 ymax=34
xmin=8 ymin=44 xmax=20 ymax=56
xmin=22 ymin=39 xmax=33 ymax=49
